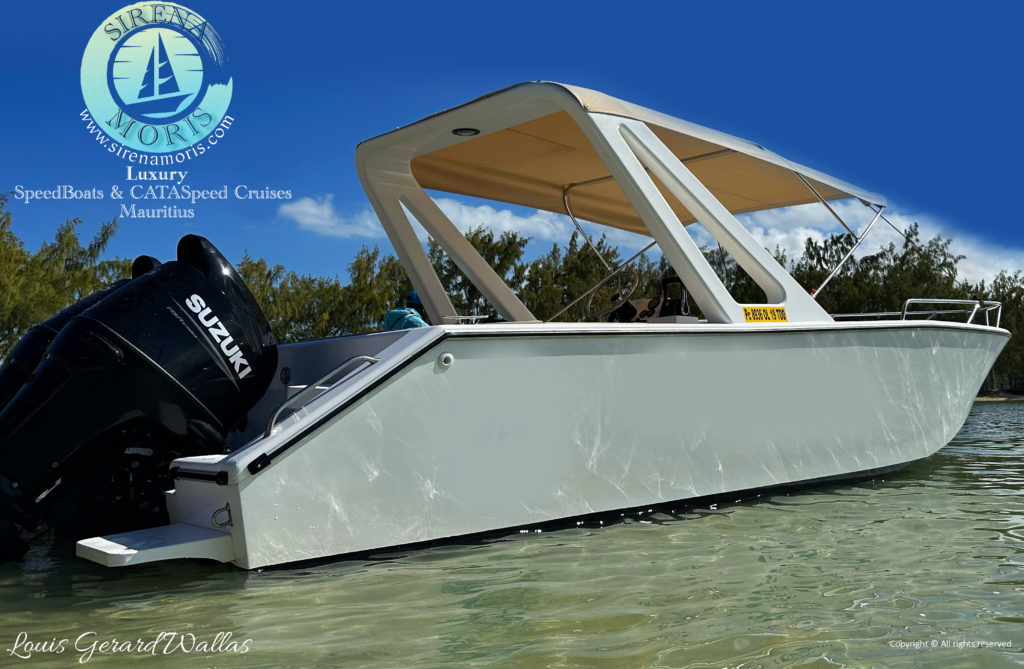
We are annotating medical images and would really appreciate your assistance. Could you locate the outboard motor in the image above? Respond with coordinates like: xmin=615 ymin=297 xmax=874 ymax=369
xmin=0 ymin=236 xmax=277 ymax=560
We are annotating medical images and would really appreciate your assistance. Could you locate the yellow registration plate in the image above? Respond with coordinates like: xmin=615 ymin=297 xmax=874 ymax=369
xmin=742 ymin=306 xmax=788 ymax=323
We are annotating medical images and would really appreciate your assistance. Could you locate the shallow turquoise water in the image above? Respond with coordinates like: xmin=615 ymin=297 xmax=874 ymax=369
xmin=1 ymin=403 xmax=1022 ymax=668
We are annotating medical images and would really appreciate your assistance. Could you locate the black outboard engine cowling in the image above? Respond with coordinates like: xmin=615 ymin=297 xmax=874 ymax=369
xmin=0 ymin=237 xmax=276 ymax=560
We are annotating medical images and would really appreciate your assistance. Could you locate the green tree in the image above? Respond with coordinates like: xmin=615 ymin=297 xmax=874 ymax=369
xmin=236 ymin=254 xmax=349 ymax=341
xmin=792 ymin=223 xmax=967 ymax=317
xmin=236 ymin=247 xmax=412 ymax=342
xmin=427 ymin=226 xmax=529 ymax=316
xmin=977 ymin=270 xmax=1024 ymax=390
xmin=520 ymin=231 xmax=626 ymax=321
xmin=0 ymin=195 xmax=130 ymax=361
xmin=341 ymin=246 xmax=411 ymax=332
xmin=4 ymin=197 xmax=1024 ymax=393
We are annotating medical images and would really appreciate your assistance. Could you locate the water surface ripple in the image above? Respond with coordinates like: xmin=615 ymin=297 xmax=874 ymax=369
xmin=1 ymin=403 xmax=1022 ymax=667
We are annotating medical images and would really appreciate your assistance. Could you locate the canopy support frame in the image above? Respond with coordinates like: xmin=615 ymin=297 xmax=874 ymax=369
xmin=356 ymin=82 xmax=863 ymax=325
xmin=811 ymin=205 xmax=883 ymax=298
xmin=794 ymin=169 xmax=887 ymax=300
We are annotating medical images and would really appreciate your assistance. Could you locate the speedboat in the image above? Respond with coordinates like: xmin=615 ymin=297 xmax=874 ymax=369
xmin=0 ymin=82 xmax=1007 ymax=568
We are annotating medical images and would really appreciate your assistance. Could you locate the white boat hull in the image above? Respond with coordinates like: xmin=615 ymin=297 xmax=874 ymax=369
xmin=85 ymin=321 xmax=1004 ymax=569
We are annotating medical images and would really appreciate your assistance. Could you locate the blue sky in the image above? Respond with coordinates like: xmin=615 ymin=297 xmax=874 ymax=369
xmin=2 ymin=1 xmax=1022 ymax=283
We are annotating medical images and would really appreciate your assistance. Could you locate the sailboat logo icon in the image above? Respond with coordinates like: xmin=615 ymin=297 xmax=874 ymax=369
xmin=108 ymin=26 xmax=207 ymax=124
xmin=128 ymin=33 xmax=193 ymax=116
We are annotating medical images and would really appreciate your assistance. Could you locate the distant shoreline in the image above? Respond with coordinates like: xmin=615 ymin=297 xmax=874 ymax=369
xmin=975 ymin=392 xmax=1024 ymax=403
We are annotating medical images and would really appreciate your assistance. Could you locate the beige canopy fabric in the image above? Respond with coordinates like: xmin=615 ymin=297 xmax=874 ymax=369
xmin=409 ymin=83 xmax=884 ymax=235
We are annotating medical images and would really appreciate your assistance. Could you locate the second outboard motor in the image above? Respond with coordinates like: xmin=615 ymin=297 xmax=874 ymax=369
xmin=0 ymin=237 xmax=276 ymax=560
xmin=0 ymin=279 xmax=128 ymax=412
xmin=0 ymin=255 xmax=160 ymax=412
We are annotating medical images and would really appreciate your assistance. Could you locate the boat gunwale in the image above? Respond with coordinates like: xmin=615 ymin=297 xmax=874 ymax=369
xmin=434 ymin=319 xmax=1011 ymax=338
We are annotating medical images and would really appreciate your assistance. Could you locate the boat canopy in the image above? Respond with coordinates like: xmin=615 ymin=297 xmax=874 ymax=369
xmin=356 ymin=82 xmax=881 ymax=325
xmin=407 ymin=83 xmax=885 ymax=235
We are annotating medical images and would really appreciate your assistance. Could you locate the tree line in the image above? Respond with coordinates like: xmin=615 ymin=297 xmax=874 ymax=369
xmin=1 ymin=193 xmax=1021 ymax=391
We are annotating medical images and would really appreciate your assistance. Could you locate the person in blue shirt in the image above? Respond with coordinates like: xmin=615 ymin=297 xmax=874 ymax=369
xmin=383 ymin=290 xmax=429 ymax=330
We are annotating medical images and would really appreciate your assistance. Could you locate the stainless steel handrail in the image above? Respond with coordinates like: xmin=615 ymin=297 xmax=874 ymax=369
xmin=901 ymin=298 xmax=1002 ymax=326
xmin=831 ymin=299 xmax=1002 ymax=326
xmin=829 ymin=311 xmax=904 ymax=320
xmin=264 ymin=355 xmax=381 ymax=438
xmin=441 ymin=314 xmax=487 ymax=324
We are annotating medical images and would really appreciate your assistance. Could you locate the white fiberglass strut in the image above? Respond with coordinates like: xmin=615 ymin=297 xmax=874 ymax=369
xmin=588 ymin=114 xmax=831 ymax=324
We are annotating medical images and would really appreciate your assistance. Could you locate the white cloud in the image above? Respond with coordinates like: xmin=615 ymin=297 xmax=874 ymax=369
xmin=740 ymin=201 xmax=872 ymax=264
xmin=433 ymin=197 xmax=571 ymax=242
xmin=433 ymin=197 xmax=655 ymax=256
xmin=398 ymin=197 xmax=656 ymax=260
xmin=739 ymin=201 xmax=1024 ymax=284
xmin=948 ymin=237 xmax=1024 ymax=284
xmin=278 ymin=195 xmax=379 ymax=238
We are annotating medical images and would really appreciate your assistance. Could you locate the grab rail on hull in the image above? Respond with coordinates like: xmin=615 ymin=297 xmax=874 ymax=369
xmin=901 ymin=299 xmax=1002 ymax=327
xmin=831 ymin=299 xmax=1002 ymax=327
xmin=264 ymin=355 xmax=381 ymax=438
